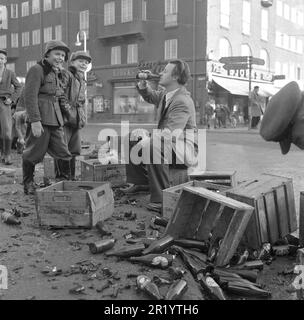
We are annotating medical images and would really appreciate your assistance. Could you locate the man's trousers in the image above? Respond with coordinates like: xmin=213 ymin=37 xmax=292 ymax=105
xmin=23 ymin=124 xmax=72 ymax=165
xmin=126 ymin=138 xmax=187 ymax=203
xmin=0 ymin=100 xmax=12 ymax=158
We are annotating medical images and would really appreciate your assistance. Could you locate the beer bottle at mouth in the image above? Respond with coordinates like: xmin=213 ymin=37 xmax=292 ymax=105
xmin=136 ymin=70 xmax=161 ymax=81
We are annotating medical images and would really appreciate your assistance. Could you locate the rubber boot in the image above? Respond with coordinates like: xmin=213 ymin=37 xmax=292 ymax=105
xmin=56 ymin=159 xmax=71 ymax=181
xmin=23 ymin=160 xmax=36 ymax=195
xmin=70 ymin=157 xmax=76 ymax=181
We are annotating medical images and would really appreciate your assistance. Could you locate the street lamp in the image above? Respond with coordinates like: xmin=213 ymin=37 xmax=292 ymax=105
xmin=75 ymin=30 xmax=89 ymax=122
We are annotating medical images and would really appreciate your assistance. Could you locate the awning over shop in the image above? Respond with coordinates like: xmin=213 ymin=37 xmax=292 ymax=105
xmin=212 ymin=74 xmax=279 ymax=97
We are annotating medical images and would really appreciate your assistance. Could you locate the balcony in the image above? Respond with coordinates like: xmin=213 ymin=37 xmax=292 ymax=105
xmin=98 ymin=20 xmax=147 ymax=43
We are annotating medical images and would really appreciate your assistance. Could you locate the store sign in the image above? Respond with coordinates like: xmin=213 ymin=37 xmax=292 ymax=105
xmin=113 ymin=68 xmax=137 ymax=78
xmin=208 ymin=61 xmax=273 ymax=82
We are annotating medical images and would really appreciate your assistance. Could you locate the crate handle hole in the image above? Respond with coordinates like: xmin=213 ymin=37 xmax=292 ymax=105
xmin=78 ymin=185 xmax=94 ymax=191
xmin=97 ymin=190 xmax=105 ymax=198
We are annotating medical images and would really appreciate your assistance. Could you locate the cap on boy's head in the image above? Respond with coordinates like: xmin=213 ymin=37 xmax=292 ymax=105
xmin=44 ymin=40 xmax=70 ymax=62
xmin=70 ymin=51 xmax=92 ymax=64
xmin=0 ymin=49 xmax=7 ymax=57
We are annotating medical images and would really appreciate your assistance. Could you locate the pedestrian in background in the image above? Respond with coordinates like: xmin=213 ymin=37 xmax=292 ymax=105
xmin=249 ymin=86 xmax=263 ymax=129
xmin=22 ymin=40 xmax=72 ymax=195
xmin=0 ymin=49 xmax=22 ymax=165
xmin=55 ymin=51 xmax=91 ymax=181
xmin=205 ymin=98 xmax=215 ymax=129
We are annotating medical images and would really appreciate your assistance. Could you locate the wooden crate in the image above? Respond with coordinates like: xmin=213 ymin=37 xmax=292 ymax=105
xmin=163 ymin=180 xmax=232 ymax=219
xmin=81 ymin=159 xmax=126 ymax=187
xmin=226 ymin=174 xmax=298 ymax=249
xmin=188 ymin=171 xmax=237 ymax=187
xmin=164 ymin=186 xmax=254 ymax=267
xmin=169 ymin=167 xmax=189 ymax=187
xmin=36 ymin=181 xmax=114 ymax=228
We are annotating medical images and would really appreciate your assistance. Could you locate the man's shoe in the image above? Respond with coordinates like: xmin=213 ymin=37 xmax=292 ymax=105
xmin=123 ymin=184 xmax=150 ymax=195
xmin=146 ymin=202 xmax=162 ymax=213
xmin=24 ymin=182 xmax=36 ymax=196
xmin=4 ymin=156 xmax=13 ymax=166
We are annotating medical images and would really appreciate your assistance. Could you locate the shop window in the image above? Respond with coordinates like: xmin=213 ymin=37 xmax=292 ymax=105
xmin=113 ymin=82 xmax=154 ymax=115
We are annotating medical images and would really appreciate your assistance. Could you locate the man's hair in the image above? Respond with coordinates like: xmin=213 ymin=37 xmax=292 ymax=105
xmin=254 ymin=86 xmax=259 ymax=89
xmin=169 ymin=59 xmax=191 ymax=85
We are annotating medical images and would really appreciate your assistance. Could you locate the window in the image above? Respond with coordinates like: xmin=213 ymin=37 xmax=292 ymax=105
xmin=121 ymin=0 xmax=133 ymax=23
xmin=44 ymin=27 xmax=52 ymax=43
xmin=0 ymin=35 xmax=7 ymax=49
xmin=242 ymin=1 xmax=250 ymax=35
xmin=55 ymin=0 xmax=62 ymax=9
xmin=11 ymin=33 xmax=19 ymax=48
xmin=284 ymin=3 xmax=290 ymax=20
xmin=164 ymin=39 xmax=178 ymax=60
xmin=55 ymin=25 xmax=62 ymax=41
xmin=142 ymin=0 xmax=147 ymax=21
xmin=26 ymin=60 xmax=36 ymax=72
xmin=275 ymin=31 xmax=282 ymax=47
xmin=261 ymin=9 xmax=269 ymax=41
xmin=43 ymin=0 xmax=52 ymax=11
xmin=290 ymin=63 xmax=295 ymax=80
xmin=241 ymin=44 xmax=252 ymax=56
xmin=111 ymin=46 xmax=121 ymax=65
xmin=32 ymin=29 xmax=41 ymax=45
xmin=297 ymin=11 xmax=304 ymax=27
xmin=127 ymin=44 xmax=138 ymax=64
xmin=22 ymin=32 xmax=30 ymax=47
xmin=283 ymin=33 xmax=289 ymax=49
xmin=282 ymin=63 xmax=288 ymax=78
xmin=32 ymin=0 xmax=40 ymax=14
xmin=290 ymin=36 xmax=296 ymax=52
xmin=220 ymin=0 xmax=230 ymax=28
xmin=297 ymin=39 xmax=303 ymax=54
xmin=21 ymin=2 xmax=29 ymax=17
xmin=0 ymin=6 xmax=8 ymax=29
xmin=275 ymin=61 xmax=281 ymax=75
xmin=291 ymin=8 xmax=297 ymax=23
xmin=297 ymin=67 xmax=301 ymax=80
xmin=104 ymin=2 xmax=115 ymax=26
xmin=11 ymin=4 xmax=18 ymax=19
xmin=260 ymin=49 xmax=269 ymax=70
xmin=165 ymin=0 xmax=178 ymax=27
xmin=219 ymin=38 xmax=232 ymax=58
xmin=276 ymin=0 xmax=283 ymax=17
xmin=80 ymin=10 xmax=89 ymax=38
xmin=113 ymin=82 xmax=154 ymax=115
xmin=6 ymin=63 xmax=15 ymax=72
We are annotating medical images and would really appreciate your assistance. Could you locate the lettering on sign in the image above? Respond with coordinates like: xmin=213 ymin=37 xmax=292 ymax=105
xmin=113 ymin=68 xmax=137 ymax=78
xmin=208 ymin=61 xmax=273 ymax=82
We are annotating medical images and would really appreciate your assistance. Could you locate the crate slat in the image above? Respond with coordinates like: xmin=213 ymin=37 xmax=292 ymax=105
xmin=189 ymin=171 xmax=237 ymax=187
xmin=226 ymin=174 xmax=297 ymax=249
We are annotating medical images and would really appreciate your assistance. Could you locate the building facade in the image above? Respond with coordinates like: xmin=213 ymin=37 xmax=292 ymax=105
xmin=206 ymin=0 xmax=304 ymax=120
xmin=0 ymin=0 xmax=207 ymax=123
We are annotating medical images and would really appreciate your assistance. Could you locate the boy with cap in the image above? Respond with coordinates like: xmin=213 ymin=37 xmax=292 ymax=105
xmin=22 ymin=40 xmax=72 ymax=195
xmin=0 ymin=49 xmax=22 ymax=165
xmin=55 ymin=51 xmax=91 ymax=180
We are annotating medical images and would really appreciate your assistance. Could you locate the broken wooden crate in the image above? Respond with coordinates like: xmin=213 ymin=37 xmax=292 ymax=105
xmin=163 ymin=180 xmax=232 ymax=219
xmin=164 ymin=186 xmax=254 ymax=267
xmin=36 ymin=181 xmax=114 ymax=229
xmin=80 ymin=159 xmax=126 ymax=187
xmin=226 ymin=174 xmax=297 ymax=249
xmin=188 ymin=171 xmax=237 ymax=187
